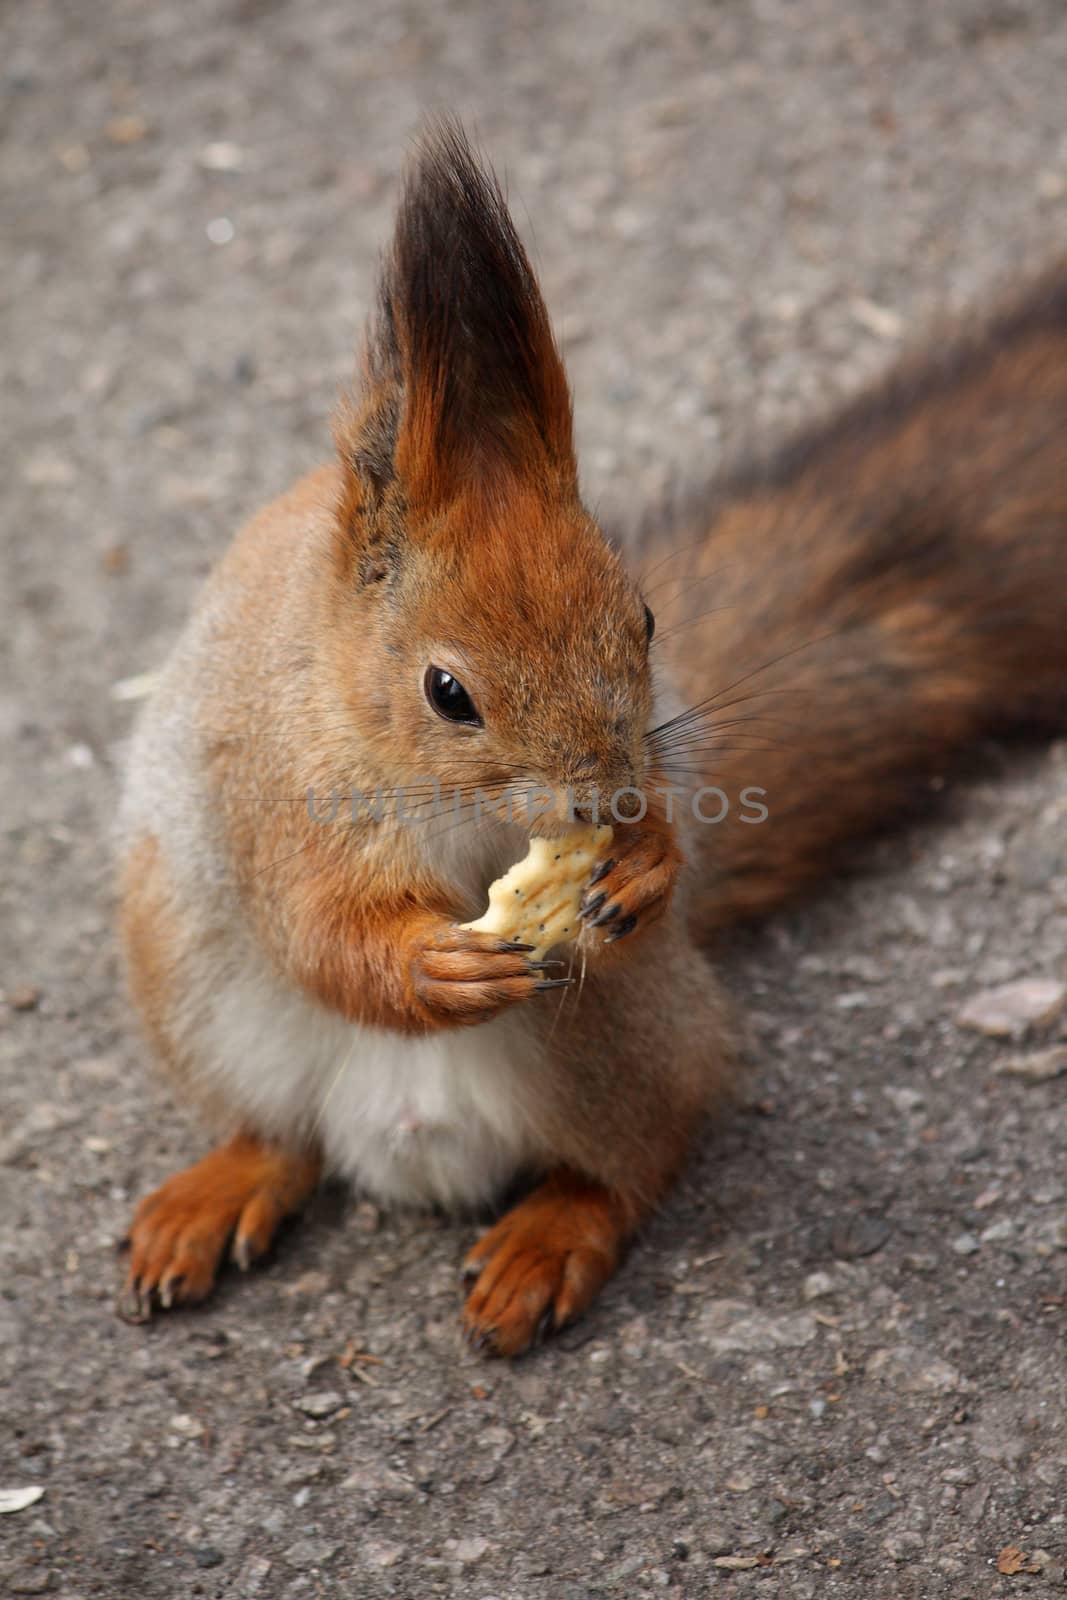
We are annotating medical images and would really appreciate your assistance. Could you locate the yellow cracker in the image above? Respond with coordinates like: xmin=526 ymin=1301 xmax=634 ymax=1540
xmin=461 ymin=824 xmax=614 ymax=959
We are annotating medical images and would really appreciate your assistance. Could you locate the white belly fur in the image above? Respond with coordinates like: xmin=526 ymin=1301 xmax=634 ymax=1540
xmin=195 ymin=935 xmax=545 ymax=1211
xmin=123 ymin=646 xmax=556 ymax=1212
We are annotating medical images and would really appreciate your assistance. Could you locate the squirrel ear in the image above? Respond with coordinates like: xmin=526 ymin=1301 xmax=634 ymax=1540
xmin=334 ymin=386 xmax=400 ymax=510
xmin=338 ymin=119 xmax=575 ymax=515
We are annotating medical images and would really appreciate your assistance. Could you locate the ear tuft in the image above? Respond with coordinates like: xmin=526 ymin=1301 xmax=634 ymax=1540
xmin=341 ymin=119 xmax=574 ymax=511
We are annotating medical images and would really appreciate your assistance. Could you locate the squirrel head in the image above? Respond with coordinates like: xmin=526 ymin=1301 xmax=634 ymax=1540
xmin=331 ymin=121 xmax=655 ymax=823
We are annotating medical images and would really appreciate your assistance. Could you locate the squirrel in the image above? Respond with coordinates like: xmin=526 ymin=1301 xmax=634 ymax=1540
xmin=117 ymin=120 xmax=1067 ymax=1355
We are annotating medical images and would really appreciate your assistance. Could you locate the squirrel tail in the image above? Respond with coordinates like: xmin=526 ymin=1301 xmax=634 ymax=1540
xmin=642 ymin=267 xmax=1067 ymax=934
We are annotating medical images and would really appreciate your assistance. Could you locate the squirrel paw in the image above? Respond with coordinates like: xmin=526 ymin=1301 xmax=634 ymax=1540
xmin=410 ymin=923 xmax=571 ymax=1025
xmin=118 ymin=1136 xmax=320 ymax=1322
xmin=460 ymin=1171 xmax=625 ymax=1357
xmin=578 ymin=827 xmax=681 ymax=945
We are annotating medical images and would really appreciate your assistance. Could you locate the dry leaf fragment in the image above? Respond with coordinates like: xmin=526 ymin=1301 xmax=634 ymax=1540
xmin=997 ymin=1544 xmax=1040 ymax=1576
xmin=105 ymin=114 xmax=149 ymax=144
xmin=101 ymin=543 xmax=130 ymax=575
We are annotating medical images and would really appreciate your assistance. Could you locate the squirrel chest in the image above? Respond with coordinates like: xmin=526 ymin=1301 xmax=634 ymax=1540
xmin=185 ymin=914 xmax=547 ymax=1209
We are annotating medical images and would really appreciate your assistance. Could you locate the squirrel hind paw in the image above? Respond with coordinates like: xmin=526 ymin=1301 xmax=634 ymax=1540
xmin=118 ymin=1136 xmax=321 ymax=1321
xmin=459 ymin=1172 xmax=625 ymax=1357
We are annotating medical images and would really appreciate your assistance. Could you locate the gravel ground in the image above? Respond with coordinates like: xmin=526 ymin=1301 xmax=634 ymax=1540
xmin=3 ymin=1 xmax=1067 ymax=1595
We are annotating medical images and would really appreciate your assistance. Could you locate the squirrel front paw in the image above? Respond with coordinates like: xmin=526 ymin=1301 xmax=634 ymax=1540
xmin=577 ymin=823 xmax=682 ymax=945
xmin=408 ymin=921 xmax=571 ymax=1026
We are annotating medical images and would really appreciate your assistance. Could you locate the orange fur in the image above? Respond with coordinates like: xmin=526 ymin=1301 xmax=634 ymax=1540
xmin=461 ymin=1169 xmax=640 ymax=1356
xmin=121 ymin=1136 xmax=320 ymax=1321
xmin=639 ymin=275 xmax=1067 ymax=932
xmin=117 ymin=125 xmax=1067 ymax=1352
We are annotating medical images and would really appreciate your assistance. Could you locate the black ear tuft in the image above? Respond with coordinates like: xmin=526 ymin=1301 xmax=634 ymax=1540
xmin=364 ymin=118 xmax=574 ymax=505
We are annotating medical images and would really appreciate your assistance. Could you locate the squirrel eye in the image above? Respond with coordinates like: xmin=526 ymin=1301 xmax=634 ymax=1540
xmin=643 ymin=604 xmax=656 ymax=643
xmin=425 ymin=666 xmax=482 ymax=726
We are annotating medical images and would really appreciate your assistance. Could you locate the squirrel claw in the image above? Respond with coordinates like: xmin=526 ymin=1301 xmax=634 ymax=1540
xmin=232 ymin=1233 xmax=257 ymax=1272
xmin=119 ymin=1137 xmax=321 ymax=1321
xmin=117 ymin=1281 xmax=153 ymax=1325
xmin=534 ymin=1306 xmax=557 ymax=1345
xmin=578 ymin=825 xmax=681 ymax=941
xmin=158 ymin=1275 xmax=181 ymax=1309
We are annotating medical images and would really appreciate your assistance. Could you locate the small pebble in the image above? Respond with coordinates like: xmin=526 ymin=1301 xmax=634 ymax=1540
xmin=850 ymin=297 xmax=904 ymax=339
xmin=979 ymin=1218 xmax=1015 ymax=1244
xmin=23 ymin=456 xmax=75 ymax=486
xmin=168 ymin=1413 xmax=204 ymax=1438
xmin=996 ymin=1046 xmax=1067 ymax=1082
xmin=111 ymin=670 xmax=159 ymax=702
xmin=354 ymin=1200 xmax=380 ymax=1233
xmin=6 ymin=1570 xmax=52 ymax=1596
xmin=194 ymin=1547 xmax=224 ymax=1570
xmin=831 ymin=1213 xmax=891 ymax=1260
xmin=363 ymin=1539 xmax=405 ymax=1568
xmin=951 ymin=1233 xmax=980 ymax=1257
xmin=884 ymin=1530 xmax=925 ymax=1561
xmin=292 ymin=1390 xmax=343 ymax=1418
xmin=448 ymin=1536 xmax=491 ymax=1564
xmin=340 ymin=1461 xmax=415 ymax=1500
xmin=283 ymin=1538 xmax=340 ymax=1570
xmin=229 ymin=351 xmax=256 ymax=385
xmin=884 ymin=1085 xmax=924 ymax=1114
xmin=956 ymin=978 xmax=1067 ymax=1038
xmin=199 ymin=141 xmax=245 ymax=172
xmin=236 ymin=1556 xmax=272 ymax=1594
xmin=8 ymin=985 xmax=41 ymax=1012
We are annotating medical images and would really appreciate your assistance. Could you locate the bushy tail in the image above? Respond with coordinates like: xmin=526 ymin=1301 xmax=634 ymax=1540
xmin=642 ymin=268 xmax=1067 ymax=935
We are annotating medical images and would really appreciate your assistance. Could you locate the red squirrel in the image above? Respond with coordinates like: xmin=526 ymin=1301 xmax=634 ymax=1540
xmin=118 ymin=122 xmax=1067 ymax=1354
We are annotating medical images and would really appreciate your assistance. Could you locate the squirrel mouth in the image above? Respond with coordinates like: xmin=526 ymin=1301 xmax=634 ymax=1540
xmin=524 ymin=787 xmax=614 ymax=835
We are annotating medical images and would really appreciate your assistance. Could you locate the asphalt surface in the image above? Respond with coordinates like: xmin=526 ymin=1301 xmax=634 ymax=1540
xmin=2 ymin=1 xmax=1067 ymax=1595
